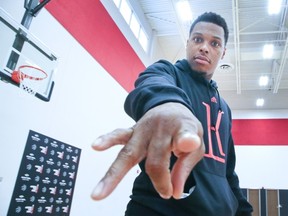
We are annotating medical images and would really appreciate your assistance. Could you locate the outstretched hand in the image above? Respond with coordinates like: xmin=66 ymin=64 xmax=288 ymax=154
xmin=91 ymin=102 xmax=205 ymax=200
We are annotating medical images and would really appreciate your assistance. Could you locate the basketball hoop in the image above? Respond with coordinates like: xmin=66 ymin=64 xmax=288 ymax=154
xmin=11 ymin=65 xmax=48 ymax=95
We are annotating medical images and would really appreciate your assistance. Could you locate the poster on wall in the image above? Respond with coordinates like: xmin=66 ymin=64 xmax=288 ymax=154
xmin=7 ymin=130 xmax=81 ymax=215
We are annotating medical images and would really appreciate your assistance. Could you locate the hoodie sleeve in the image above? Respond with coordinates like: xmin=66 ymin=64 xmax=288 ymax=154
xmin=124 ymin=59 xmax=193 ymax=121
xmin=226 ymin=135 xmax=253 ymax=216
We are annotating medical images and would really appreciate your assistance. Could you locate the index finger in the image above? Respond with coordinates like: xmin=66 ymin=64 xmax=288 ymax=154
xmin=145 ymin=136 xmax=173 ymax=199
xmin=91 ymin=138 xmax=145 ymax=200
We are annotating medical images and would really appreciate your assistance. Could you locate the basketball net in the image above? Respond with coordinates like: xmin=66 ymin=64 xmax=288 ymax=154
xmin=11 ymin=65 xmax=47 ymax=95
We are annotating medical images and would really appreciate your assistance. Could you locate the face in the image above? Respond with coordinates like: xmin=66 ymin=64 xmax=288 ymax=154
xmin=186 ymin=21 xmax=226 ymax=80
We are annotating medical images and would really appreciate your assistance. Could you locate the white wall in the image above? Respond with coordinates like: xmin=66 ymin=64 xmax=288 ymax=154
xmin=0 ymin=1 xmax=138 ymax=215
xmin=233 ymin=110 xmax=288 ymax=190
xmin=236 ymin=145 xmax=288 ymax=189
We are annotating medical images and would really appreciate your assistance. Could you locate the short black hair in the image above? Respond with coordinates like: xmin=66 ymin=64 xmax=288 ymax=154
xmin=189 ymin=12 xmax=229 ymax=45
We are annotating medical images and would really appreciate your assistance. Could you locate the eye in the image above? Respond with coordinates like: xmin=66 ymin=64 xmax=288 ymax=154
xmin=211 ymin=41 xmax=221 ymax=47
xmin=193 ymin=37 xmax=203 ymax=43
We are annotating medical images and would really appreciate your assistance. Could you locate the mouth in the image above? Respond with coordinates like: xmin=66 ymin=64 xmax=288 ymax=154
xmin=193 ymin=55 xmax=211 ymax=64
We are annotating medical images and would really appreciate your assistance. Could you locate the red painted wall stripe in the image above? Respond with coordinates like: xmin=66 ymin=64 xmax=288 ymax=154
xmin=232 ymin=119 xmax=288 ymax=145
xmin=45 ymin=0 xmax=145 ymax=92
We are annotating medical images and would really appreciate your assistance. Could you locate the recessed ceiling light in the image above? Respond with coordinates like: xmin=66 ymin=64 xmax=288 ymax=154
xmin=217 ymin=63 xmax=234 ymax=73
xmin=262 ymin=44 xmax=274 ymax=59
xmin=259 ymin=76 xmax=269 ymax=86
xmin=176 ymin=1 xmax=192 ymax=21
xmin=268 ymin=0 xmax=282 ymax=15
xmin=256 ymin=98 xmax=264 ymax=107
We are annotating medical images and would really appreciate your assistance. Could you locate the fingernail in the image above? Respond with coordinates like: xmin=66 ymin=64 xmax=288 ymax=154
xmin=159 ymin=193 xmax=171 ymax=199
xmin=92 ymin=137 xmax=102 ymax=147
xmin=91 ymin=181 xmax=104 ymax=199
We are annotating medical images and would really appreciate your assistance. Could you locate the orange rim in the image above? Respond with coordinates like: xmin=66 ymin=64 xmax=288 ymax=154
xmin=17 ymin=65 xmax=48 ymax=81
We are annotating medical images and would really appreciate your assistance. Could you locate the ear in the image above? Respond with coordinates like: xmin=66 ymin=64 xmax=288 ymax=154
xmin=221 ymin=47 xmax=226 ymax=60
xmin=186 ymin=39 xmax=189 ymax=47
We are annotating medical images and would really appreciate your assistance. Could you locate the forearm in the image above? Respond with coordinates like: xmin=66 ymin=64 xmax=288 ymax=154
xmin=124 ymin=61 xmax=192 ymax=121
xmin=124 ymin=84 xmax=192 ymax=121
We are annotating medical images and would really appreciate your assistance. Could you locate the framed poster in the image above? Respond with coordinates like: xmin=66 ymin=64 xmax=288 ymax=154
xmin=7 ymin=130 xmax=81 ymax=215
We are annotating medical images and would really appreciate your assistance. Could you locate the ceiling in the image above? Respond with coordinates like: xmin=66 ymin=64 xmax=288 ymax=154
xmin=127 ymin=0 xmax=288 ymax=111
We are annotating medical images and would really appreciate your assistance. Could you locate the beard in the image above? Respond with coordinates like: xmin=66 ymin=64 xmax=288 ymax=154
xmin=189 ymin=64 xmax=214 ymax=81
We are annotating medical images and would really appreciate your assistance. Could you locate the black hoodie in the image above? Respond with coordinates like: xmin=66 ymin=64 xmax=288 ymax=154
xmin=124 ymin=59 xmax=253 ymax=216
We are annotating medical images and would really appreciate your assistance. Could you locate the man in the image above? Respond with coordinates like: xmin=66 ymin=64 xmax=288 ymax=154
xmin=91 ymin=12 xmax=253 ymax=216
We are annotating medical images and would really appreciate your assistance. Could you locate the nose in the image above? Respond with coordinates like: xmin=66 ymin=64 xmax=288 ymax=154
xmin=199 ymin=42 xmax=209 ymax=54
